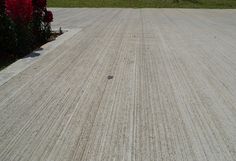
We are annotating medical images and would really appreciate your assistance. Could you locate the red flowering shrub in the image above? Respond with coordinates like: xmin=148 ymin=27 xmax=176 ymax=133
xmin=44 ymin=10 xmax=53 ymax=23
xmin=0 ymin=0 xmax=4 ymax=15
xmin=1 ymin=0 xmax=54 ymax=63
xmin=32 ymin=0 xmax=53 ymax=42
xmin=5 ymin=0 xmax=33 ymax=24
xmin=34 ymin=0 xmax=46 ymax=9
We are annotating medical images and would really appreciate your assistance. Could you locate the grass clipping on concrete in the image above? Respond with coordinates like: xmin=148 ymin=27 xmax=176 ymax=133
xmin=48 ymin=0 xmax=236 ymax=8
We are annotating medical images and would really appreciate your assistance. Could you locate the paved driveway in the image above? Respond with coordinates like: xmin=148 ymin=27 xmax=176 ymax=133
xmin=0 ymin=9 xmax=236 ymax=161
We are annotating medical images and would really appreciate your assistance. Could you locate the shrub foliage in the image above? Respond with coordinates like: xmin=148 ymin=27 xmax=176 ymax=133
xmin=0 ymin=0 xmax=53 ymax=59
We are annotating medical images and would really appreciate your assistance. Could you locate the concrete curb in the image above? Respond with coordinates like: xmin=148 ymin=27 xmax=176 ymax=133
xmin=0 ymin=28 xmax=81 ymax=87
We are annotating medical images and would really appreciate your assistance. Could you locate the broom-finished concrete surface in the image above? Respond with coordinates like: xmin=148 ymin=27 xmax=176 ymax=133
xmin=0 ymin=9 xmax=236 ymax=161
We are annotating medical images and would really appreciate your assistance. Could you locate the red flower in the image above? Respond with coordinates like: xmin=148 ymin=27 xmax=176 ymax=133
xmin=6 ymin=0 xmax=33 ymax=24
xmin=43 ymin=10 xmax=53 ymax=23
xmin=34 ymin=0 xmax=46 ymax=9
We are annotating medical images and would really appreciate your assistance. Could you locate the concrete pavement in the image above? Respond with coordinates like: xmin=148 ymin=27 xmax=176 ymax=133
xmin=0 ymin=9 xmax=236 ymax=161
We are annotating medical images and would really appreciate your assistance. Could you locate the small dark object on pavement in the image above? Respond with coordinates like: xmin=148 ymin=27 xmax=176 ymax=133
xmin=107 ymin=75 xmax=114 ymax=80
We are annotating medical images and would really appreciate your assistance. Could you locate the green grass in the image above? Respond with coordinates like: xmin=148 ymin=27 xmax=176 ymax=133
xmin=48 ymin=0 xmax=236 ymax=8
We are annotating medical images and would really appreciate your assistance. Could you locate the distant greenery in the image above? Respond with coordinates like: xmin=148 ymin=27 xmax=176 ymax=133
xmin=48 ymin=0 xmax=236 ymax=8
